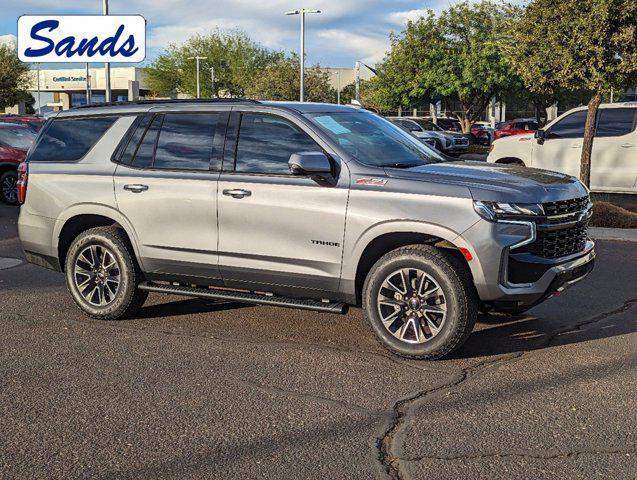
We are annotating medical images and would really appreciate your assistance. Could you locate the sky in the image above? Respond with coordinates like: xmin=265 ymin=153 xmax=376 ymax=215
xmin=1 ymin=0 xmax=475 ymax=69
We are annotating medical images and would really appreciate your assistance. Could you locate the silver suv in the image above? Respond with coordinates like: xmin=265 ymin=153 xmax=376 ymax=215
xmin=17 ymin=100 xmax=596 ymax=359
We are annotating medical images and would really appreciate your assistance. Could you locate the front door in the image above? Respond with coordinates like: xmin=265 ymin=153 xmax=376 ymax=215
xmin=114 ymin=110 xmax=228 ymax=280
xmin=217 ymin=110 xmax=349 ymax=296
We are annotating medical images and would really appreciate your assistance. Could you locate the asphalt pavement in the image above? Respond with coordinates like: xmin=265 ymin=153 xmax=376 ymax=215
xmin=1 ymin=203 xmax=635 ymax=479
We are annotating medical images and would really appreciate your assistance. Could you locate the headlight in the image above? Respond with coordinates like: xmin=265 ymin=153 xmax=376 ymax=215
xmin=473 ymin=201 xmax=544 ymax=221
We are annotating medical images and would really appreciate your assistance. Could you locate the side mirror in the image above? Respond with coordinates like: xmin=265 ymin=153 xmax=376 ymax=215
xmin=288 ymin=151 xmax=332 ymax=175
xmin=535 ymin=129 xmax=546 ymax=144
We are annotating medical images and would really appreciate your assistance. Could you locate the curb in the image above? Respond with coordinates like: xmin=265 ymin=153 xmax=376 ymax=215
xmin=588 ymin=227 xmax=637 ymax=242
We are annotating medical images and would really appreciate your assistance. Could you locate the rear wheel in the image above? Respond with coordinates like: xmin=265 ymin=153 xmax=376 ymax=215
xmin=65 ymin=226 xmax=147 ymax=320
xmin=362 ymin=245 xmax=477 ymax=360
xmin=0 ymin=170 xmax=18 ymax=205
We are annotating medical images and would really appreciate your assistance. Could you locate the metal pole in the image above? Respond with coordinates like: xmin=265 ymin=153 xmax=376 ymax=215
xmin=355 ymin=61 xmax=360 ymax=103
xmin=210 ymin=67 xmax=215 ymax=98
xmin=36 ymin=63 xmax=41 ymax=115
xmin=300 ymin=11 xmax=305 ymax=102
xmin=337 ymin=70 xmax=340 ymax=105
xmin=85 ymin=63 xmax=91 ymax=105
xmin=103 ymin=0 xmax=111 ymax=102
xmin=196 ymin=58 xmax=200 ymax=98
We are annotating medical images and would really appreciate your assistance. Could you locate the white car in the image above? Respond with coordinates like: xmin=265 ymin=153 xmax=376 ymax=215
xmin=488 ymin=103 xmax=637 ymax=194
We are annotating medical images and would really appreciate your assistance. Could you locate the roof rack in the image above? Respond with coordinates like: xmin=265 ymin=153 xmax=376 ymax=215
xmin=73 ymin=98 xmax=260 ymax=110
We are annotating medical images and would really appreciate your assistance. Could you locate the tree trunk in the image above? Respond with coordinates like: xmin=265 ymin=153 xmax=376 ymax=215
xmin=580 ymin=92 xmax=602 ymax=188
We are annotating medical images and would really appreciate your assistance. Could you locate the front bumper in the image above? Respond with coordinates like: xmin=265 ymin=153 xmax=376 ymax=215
xmin=459 ymin=218 xmax=595 ymax=308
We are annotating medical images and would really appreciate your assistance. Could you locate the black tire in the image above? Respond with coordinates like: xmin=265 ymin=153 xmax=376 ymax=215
xmin=362 ymin=245 xmax=477 ymax=360
xmin=64 ymin=226 xmax=147 ymax=320
xmin=0 ymin=170 xmax=18 ymax=205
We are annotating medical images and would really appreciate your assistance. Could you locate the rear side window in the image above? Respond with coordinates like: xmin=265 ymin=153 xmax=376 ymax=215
xmin=154 ymin=113 xmax=219 ymax=170
xmin=132 ymin=115 xmax=162 ymax=168
xmin=596 ymin=108 xmax=637 ymax=137
xmin=29 ymin=116 xmax=117 ymax=162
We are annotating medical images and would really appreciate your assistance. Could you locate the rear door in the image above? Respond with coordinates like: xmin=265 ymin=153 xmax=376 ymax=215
xmin=590 ymin=108 xmax=637 ymax=193
xmin=113 ymin=109 xmax=228 ymax=280
xmin=217 ymin=109 xmax=349 ymax=296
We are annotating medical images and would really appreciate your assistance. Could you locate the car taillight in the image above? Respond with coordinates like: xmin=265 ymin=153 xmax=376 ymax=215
xmin=17 ymin=162 xmax=28 ymax=204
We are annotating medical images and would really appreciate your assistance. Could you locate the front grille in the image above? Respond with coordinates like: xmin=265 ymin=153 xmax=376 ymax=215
xmin=543 ymin=196 xmax=589 ymax=216
xmin=453 ymin=137 xmax=469 ymax=146
xmin=520 ymin=223 xmax=588 ymax=259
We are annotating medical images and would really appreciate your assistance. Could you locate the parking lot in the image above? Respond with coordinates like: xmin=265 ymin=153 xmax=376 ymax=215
xmin=1 ymin=202 xmax=635 ymax=479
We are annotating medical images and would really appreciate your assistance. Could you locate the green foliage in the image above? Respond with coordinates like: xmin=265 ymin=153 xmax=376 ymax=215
xmin=145 ymin=30 xmax=282 ymax=98
xmin=245 ymin=55 xmax=335 ymax=102
xmin=508 ymin=0 xmax=637 ymax=186
xmin=373 ymin=1 xmax=516 ymax=131
xmin=0 ymin=45 xmax=31 ymax=111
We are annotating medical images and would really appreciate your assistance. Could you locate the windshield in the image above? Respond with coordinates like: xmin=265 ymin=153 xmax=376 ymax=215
xmin=0 ymin=127 xmax=36 ymax=150
xmin=307 ymin=111 xmax=444 ymax=168
xmin=411 ymin=119 xmax=442 ymax=132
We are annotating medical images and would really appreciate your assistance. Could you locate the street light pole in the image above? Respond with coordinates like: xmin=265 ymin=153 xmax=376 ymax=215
xmin=336 ymin=70 xmax=341 ymax=105
xmin=85 ymin=63 xmax=91 ymax=105
xmin=36 ymin=63 xmax=41 ymax=115
xmin=188 ymin=56 xmax=207 ymax=98
xmin=103 ymin=0 xmax=111 ymax=103
xmin=285 ymin=8 xmax=321 ymax=102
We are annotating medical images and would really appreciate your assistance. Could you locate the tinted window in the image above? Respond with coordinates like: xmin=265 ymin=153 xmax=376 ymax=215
xmin=119 ymin=114 xmax=152 ymax=165
xmin=132 ymin=115 xmax=162 ymax=168
xmin=0 ymin=127 xmax=36 ymax=150
xmin=596 ymin=108 xmax=637 ymax=137
xmin=548 ymin=111 xmax=587 ymax=139
xmin=154 ymin=113 xmax=219 ymax=170
xmin=29 ymin=116 xmax=117 ymax=161
xmin=235 ymin=113 xmax=320 ymax=175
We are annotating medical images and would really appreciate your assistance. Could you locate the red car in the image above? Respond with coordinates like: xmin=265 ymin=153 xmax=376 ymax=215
xmin=494 ymin=118 xmax=539 ymax=140
xmin=0 ymin=115 xmax=46 ymax=133
xmin=0 ymin=123 xmax=37 ymax=204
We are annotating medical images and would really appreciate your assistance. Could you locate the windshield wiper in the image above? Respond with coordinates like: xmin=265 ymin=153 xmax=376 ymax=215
xmin=379 ymin=162 xmax=421 ymax=169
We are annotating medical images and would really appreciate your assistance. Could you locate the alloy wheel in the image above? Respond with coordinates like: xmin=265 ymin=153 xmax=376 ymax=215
xmin=74 ymin=245 xmax=121 ymax=307
xmin=377 ymin=268 xmax=447 ymax=344
xmin=1 ymin=175 xmax=17 ymax=204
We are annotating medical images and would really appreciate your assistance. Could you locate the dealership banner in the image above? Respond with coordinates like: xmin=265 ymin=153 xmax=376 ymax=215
xmin=17 ymin=15 xmax=146 ymax=63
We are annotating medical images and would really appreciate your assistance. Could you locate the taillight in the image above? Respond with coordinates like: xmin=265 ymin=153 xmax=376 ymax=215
xmin=17 ymin=162 xmax=28 ymax=204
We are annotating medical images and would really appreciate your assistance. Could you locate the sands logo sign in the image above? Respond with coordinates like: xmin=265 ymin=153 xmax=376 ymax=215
xmin=17 ymin=15 xmax=145 ymax=63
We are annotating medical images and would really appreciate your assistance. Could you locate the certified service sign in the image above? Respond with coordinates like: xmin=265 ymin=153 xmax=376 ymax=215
xmin=18 ymin=15 xmax=145 ymax=63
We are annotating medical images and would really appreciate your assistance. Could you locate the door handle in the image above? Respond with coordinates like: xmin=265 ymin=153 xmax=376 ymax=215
xmin=621 ymin=143 xmax=635 ymax=148
xmin=123 ymin=184 xmax=149 ymax=193
xmin=223 ymin=188 xmax=252 ymax=199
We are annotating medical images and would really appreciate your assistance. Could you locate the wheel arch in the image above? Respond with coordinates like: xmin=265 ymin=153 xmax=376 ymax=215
xmin=54 ymin=205 xmax=142 ymax=271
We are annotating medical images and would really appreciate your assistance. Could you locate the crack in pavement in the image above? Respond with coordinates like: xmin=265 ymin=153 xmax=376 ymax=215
xmin=376 ymin=296 xmax=637 ymax=479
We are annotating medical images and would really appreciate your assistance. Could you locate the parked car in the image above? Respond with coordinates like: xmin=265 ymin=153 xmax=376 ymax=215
xmin=387 ymin=117 xmax=441 ymax=149
xmin=471 ymin=122 xmax=495 ymax=145
xmin=494 ymin=118 xmax=539 ymax=140
xmin=424 ymin=116 xmax=463 ymax=132
xmin=0 ymin=115 xmax=46 ymax=133
xmin=0 ymin=123 xmax=37 ymax=204
xmin=387 ymin=117 xmax=469 ymax=155
xmin=488 ymin=103 xmax=637 ymax=194
xmin=18 ymin=100 xmax=594 ymax=360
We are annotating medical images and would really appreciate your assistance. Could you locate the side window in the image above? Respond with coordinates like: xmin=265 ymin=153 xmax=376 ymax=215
xmin=235 ymin=113 xmax=321 ymax=175
xmin=548 ymin=111 xmax=587 ymax=139
xmin=596 ymin=108 xmax=637 ymax=137
xmin=118 ymin=114 xmax=152 ymax=165
xmin=132 ymin=114 xmax=162 ymax=168
xmin=154 ymin=113 xmax=220 ymax=171
xmin=28 ymin=116 xmax=117 ymax=162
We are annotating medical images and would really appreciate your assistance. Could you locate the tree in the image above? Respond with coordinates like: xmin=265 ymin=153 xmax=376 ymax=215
xmin=145 ymin=30 xmax=282 ymax=98
xmin=372 ymin=1 xmax=516 ymax=132
xmin=0 ymin=45 xmax=31 ymax=111
xmin=245 ymin=55 xmax=335 ymax=102
xmin=508 ymin=0 xmax=637 ymax=187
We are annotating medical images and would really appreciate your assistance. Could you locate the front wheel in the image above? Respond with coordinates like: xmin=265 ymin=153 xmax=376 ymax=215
xmin=362 ymin=245 xmax=477 ymax=360
xmin=65 ymin=226 xmax=147 ymax=320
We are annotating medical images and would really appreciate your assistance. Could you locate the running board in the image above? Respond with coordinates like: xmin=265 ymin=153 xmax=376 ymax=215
xmin=138 ymin=281 xmax=349 ymax=314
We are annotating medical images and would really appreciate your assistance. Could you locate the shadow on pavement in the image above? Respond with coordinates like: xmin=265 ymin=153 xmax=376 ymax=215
xmin=136 ymin=298 xmax=252 ymax=319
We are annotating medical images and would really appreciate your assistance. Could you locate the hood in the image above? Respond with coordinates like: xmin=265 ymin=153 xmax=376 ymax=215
xmin=384 ymin=161 xmax=588 ymax=203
